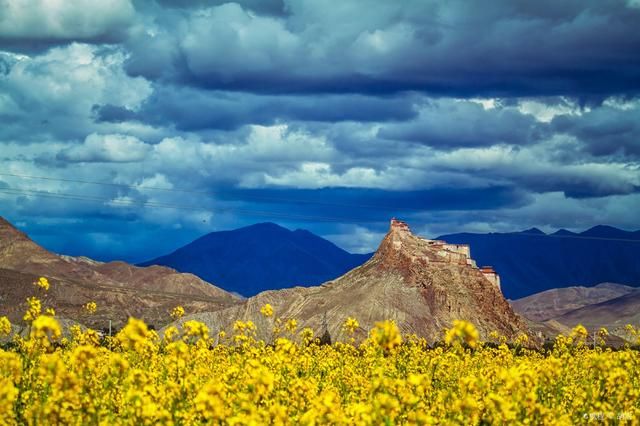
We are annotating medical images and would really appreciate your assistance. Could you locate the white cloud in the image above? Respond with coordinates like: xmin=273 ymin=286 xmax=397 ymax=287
xmin=0 ymin=44 xmax=152 ymax=143
xmin=180 ymin=3 xmax=300 ymax=77
xmin=518 ymin=98 xmax=584 ymax=123
xmin=324 ymin=225 xmax=385 ymax=253
xmin=58 ymin=133 xmax=151 ymax=162
xmin=0 ymin=0 xmax=134 ymax=40
xmin=150 ymin=124 xmax=337 ymax=185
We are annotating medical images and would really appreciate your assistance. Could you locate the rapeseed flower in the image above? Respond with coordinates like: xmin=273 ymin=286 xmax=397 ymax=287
xmin=23 ymin=297 xmax=41 ymax=322
xmin=170 ymin=305 xmax=185 ymax=320
xmin=445 ymin=319 xmax=480 ymax=348
xmin=260 ymin=303 xmax=274 ymax=318
xmin=343 ymin=317 xmax=359 ymax=334
xmin=83 ymin=301 xmax=97 ymax=314
xmin=0 ymin=316 xmax=11 ymax=336
xmin=1 ymin=283 xmax=639 ymax=425
xmin=35 ymin=276 xmax=50 ymax=291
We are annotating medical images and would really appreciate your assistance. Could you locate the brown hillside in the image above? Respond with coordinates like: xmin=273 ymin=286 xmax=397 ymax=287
xmin=552 ymin=290 xmax=640 ymax=337
xmin=0 ymin=217 xmax=239 ymax=330
xmin=510 ymin=283 xmax=636 ymax=322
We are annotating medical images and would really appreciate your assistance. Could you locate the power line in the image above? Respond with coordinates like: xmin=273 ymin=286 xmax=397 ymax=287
xmin=492 ymin=231 xmax=640 ymax=244
xmin=0 ymin=172 xmax=206 ymax=194
xmin=0 ymin=175 xmax=638 ymax=243
xmin=1 ymin=187 xmax=638 ymax=243
xmin=0 ymin=171 xmax=423 ymax=212
xmin=0 ymin=187 xmax=372 ymax=224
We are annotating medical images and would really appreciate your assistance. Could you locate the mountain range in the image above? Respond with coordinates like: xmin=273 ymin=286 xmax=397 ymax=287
xmin=437 ymin=226 xmax=640 ymax=299
xmin=140 ymin=222 xmax=639 ymax=299
xmin=140 ymin=222 xmax=371 ymax=297
xmin=3 ymin=214 xmax=639 ymax=343
xmin=1 ymin=216 xmax=531 ymax=343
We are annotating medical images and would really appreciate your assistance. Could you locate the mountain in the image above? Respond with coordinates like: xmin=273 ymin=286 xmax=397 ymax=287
xmin=171 ymin=219 xmax=532 ymax=344
xmin=0 ymin=216 xmax=239 ymax=330
xmin=437 ymin=226 xmax=640 ymax=299
xmin=509 ymin=282 xmax=639 ymax=344
xmin=552 ymin=289 xmax=640 ymax=335
xmin=140 ymin=222 xmax=371 ymax=297
xmin=510 ymin=283 xmax=636 ymax=322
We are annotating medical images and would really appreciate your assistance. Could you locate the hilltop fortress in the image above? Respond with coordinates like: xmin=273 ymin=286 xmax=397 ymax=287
xmin=390 ymin=218 xmax=501 ymax=289
xmin=176 ymin=217 xmax=530 ymax=343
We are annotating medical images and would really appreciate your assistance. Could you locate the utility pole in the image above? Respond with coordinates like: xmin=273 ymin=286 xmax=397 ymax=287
xmin=319 ymin=312 xmax=332 ymax=345
xmin=109 ymin=320 xmax=112 ymax=337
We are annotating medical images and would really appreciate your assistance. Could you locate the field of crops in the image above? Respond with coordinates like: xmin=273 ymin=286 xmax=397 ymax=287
xmin=1 ymin=283 xmax=639 ymax=424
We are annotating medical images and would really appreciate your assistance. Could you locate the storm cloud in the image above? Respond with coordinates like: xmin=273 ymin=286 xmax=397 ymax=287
xmin=121 ymin=0 xmax=640 ymax=99
xmin=0 ymin=0 xmax=638 ymax=261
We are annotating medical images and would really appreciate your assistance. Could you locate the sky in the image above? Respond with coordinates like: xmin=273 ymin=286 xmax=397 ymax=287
xmin=0 ymin=0 xmax=639 ymax=262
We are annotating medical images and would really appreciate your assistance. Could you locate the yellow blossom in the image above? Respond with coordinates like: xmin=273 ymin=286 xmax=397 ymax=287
xmin=285 ymin=318 xmax=298 ymax=333
xmin=182 ymin=320 xmax=209 ymax=341
xmin=369 ymin=320 xmax=402 ymax=352
xmin=343 ymin=317 xmax=359 ymax=334
xmin=2 ymin=291 xmax=640 ymax=425
xmin=445 ymin=320 xmax=480 ymax=349
xmin=0 ymin=316 xmax=11 ymax=336
xmin=260 ymin=303 xmax=274 ymax=318
xmin=29 ymin=314 xmax=61 ymax=351
xmin=300 ymin=327 xmax=314 ymax=344
xmin=170 ymin=305 xmax=185 ymax=320
xmin=35 ymin=276 xmax=50 ymax=291
xmin=23 ymin=297 xmax=41 ymax=322
xmin=83 ymin=301 xmax=97 ymax=314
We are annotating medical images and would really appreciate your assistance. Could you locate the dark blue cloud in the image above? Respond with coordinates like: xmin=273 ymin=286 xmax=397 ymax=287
xmin=120 ymin=0 xmax=640 ymax=100
xmin=378 ymin=100 xmax=547 ymax=148
xmin=92 ymin=104 xmax=138 ymax=123
xmin=552 ymin=105 xmax=640 ymax=158
xmin=215 ymin=186 xmax=531 ymax=221
xmin=96 ymin=87 xmax=419 ymax=130
xmin=1 ymin=184 xmax=529 ymax=261
xmin=10 ymin=215 xmax=204 ymax=263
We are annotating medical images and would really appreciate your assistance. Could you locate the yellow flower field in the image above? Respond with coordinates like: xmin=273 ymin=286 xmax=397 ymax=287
xmin=1 ymin=284 xmax=639 ymax=424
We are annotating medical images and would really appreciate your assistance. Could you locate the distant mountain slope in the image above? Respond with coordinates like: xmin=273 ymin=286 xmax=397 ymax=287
xmin=437 ymin=226 xmax=640 ymax=299
xmin=553 ymin=289 xmax=640 ymax=335
xmin=510 ymin=283 xmax=636 ymax=322
xmin=0 ymin=216 xmax=238 ymax=329
xmin=140 ymin=222 xmax=371 ymax=297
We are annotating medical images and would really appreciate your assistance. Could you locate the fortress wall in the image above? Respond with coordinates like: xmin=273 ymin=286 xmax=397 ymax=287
xmin=480 ymin=268 xmax=501 ymax=290
xmin=443 ymin=244 xmax=471 ymax=258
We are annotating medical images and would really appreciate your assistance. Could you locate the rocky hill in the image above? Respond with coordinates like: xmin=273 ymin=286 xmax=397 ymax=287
xmin=174 ymin=219 xmax=532 ymax=343
xmin=0 ymin=217 xmax=239 ymax=330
